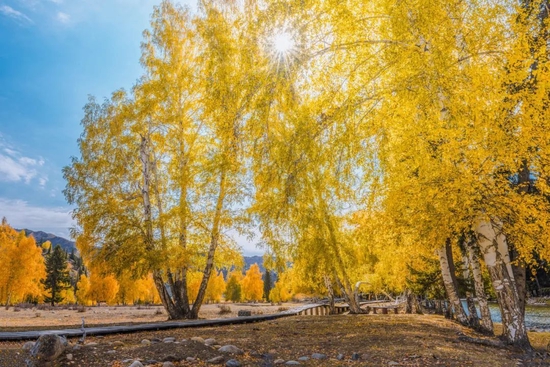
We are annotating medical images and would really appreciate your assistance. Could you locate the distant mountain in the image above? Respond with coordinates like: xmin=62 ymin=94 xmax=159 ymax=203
xmin=18 ymin=229 xmax=77 ymax=254
xmin=244 ymin=255 xmax=265 ymax=273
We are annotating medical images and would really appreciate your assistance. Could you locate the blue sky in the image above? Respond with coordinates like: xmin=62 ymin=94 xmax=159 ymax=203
xmin=0 ymin=0 xmax=264 ymax=254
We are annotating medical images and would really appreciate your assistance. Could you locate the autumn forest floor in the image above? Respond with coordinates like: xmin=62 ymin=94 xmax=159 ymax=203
xmin=0 ymin=309 xmax=549 ymax=367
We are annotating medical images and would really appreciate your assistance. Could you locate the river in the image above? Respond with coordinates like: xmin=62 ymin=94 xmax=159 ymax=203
xmin=461 ymin=300 xmax=550 ymax=331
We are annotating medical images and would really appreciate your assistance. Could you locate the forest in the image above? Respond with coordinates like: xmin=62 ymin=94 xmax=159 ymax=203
xmin=3 ymin=0 xmax=550 ymax=352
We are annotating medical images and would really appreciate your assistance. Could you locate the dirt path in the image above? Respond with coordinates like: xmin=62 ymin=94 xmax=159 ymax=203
xmin=3 ymin=314 xmax=549 ymax=367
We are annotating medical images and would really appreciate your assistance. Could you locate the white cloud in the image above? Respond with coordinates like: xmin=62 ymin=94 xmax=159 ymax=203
xmin=55 ymin=11 xmax=69 ymax=23
xmin=0 ymin=136 xmax=47 ymax=185
xmin=0 ymin=5 xmax=33 ymax=23
xmin=0 ymin=198 xmax=75 ymax=239
xmin=38 ymin=177 xmax=48 ymax=187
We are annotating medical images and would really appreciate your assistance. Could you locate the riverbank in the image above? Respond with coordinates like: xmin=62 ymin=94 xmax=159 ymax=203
xmin=2 ymin=314 xmax=548 ymax=366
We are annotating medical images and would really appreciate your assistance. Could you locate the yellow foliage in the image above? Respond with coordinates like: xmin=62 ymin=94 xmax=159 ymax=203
xmin=205 ymin=271 xmax=226 ymax=303
xmin=241 ymin=264 xmax=264 ymax=302
xmin=88 ymin=273 xmax=119 ymax=305
xmin=0 ymin=219 xmax=46 ymax=304
xmin=76 ymin=274 xmax=92 ymax=306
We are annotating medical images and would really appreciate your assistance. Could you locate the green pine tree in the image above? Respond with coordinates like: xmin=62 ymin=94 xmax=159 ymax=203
xmin=42 ymin=245 xmax=72 ymax=306
xmin=263 ymin=271 xmax=273 ymax=302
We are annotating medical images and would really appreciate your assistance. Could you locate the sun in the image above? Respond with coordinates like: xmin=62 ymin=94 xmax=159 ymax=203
xmin=272 ymin=31 xmax=295 ymax=56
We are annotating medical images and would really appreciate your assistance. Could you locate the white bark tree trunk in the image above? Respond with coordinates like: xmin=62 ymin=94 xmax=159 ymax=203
xmin=437 ymin=243 xmax=469 ymax=325
xmin=466 ymin=240 xmax=493 ymax=334
xmin=474 ymin=219 xmax=530 ymax=349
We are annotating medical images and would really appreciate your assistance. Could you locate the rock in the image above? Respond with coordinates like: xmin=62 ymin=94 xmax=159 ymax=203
xmin=29 ymin=334 xmax=68 ymax=364
xmin=205 ymin=338 xmax=217 ymax=346
xmin=163 ymin=337 xmax=176 ymax=343
xmin=285 ymin=361 xmax=300 ymax=365
xmin=297 ymin=356 xmax=309 ymax=361
xmin=163 ymin=363 xmax=175 ymax=367
xmin=144 ymin=360 xmax=158 ymax=365
xmin=72 ymin=344 xmax=81 ymax=351
xmin=106 ymin=350 xmax=117 ymax=354
xmin=186 ymin=357 xmax=196 ymax=362
xmin=336 ymin=354 xmax=344 ymax=360
xmin=388 ymin=362 xmax=399 ymax=366
xmin=311 ymin=353 xmax=327 ymax=360
xmin=66 ymin=354 xmax=73 ymax=361
xmin=218 ymin=345 xmax=244 ymax=354
xmin=141 ymin=339 xmax=151 ymax=346
xmin=162 ymin=355 xmax=178 ymax=362
xmin=191 ymin=336 xmax=205 ymax=343
xmin=361 ymin=353 xmax=369 ymax=360
xmin=151 ymin=338 xmax=161 ymax=344
xmin=237 ymin=310 xmax=252 ymax=317
xmin=226 ymin=359 xmax=241 ymax=367
xmin=113 ymin=341 xmax=125 ymax=347
xmin=123 ymin=359 xmax=134 ymax=363
xmin=129 ymin=362 xmax=144 ymax=367
xmin=85 ymin=342 xmax=98 ymax=346
xmin=207 ymin=356 xmax=224 ymax=364
xmin=274 ymin=359 xmax=285 ymax=364
xmin=351 ymin=352 xmax=360 ymax=361
xmin=22 ymin=341 xmax=35 ymax=351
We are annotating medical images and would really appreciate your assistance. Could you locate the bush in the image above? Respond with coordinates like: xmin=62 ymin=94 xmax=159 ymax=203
xmin=76 ymin=306 xmax=86 ymax=313
xmin=154 ymin=308 xmax=164 ymax=315
xmin=218 ymin=305 xmax=232 ymax=314
xmin=277 ymin=307 xmax=288 ymax=312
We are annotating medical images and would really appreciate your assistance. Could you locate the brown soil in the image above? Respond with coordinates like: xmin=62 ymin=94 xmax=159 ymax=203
xmin=3 ymin=314 xmax=550 ymax=367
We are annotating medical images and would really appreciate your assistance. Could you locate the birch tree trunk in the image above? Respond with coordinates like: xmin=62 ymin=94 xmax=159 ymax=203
xmin=466 ymin=241 xmax=493 ymax=335
xmin=140 ymin=135 xmax=183 ymax=319
xmin=323 ymin=275 xmax=336 ymax=314
xmin=461 ymin=251 xmax=480 ymax=329
xmin=475 ymin=219 xmax=530 ymax=349
xmin=437 ymin=241 xmax=469 ymax=325
xmin=188 ymin=171 xmax=227 ymax=319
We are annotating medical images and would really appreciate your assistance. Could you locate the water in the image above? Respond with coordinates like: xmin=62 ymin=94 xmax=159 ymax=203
xmin=461 ymin=300 xmax=550 ymax=331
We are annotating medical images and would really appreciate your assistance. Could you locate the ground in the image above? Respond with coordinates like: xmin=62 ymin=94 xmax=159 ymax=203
xmin=0 ymin=306 xmax=549 ymax=367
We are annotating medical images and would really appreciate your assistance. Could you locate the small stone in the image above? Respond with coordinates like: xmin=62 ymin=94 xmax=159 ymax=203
xmin=144 ymin=360 xmax=158 ymax=365
xmin=388 ymin=362 xmax=399 ymax=366
xmin=22 ymin=341 xmax=35 ymax=351
xmin=311 ymin=353 xmax=327 ymax=360
xmin=237 ymin=310 xmax=252 ymax=317
xmin=141 ymin=339 xmax=151 ymax=346
xmin=191 ymin=336 xmax=205 ymax=343
xmin=205 ymin=338 xmax=217 ymax=346
xmin=151 ymin=338 xmax=161 ymax=344
xmin=66 ymin=353 xmax=73 ymax=361
xmin=298 ymin=356 xmax=309 ymax=361
xmin=163 ymin=337 xmax=176 ymax=343
xmin=336 ymin=354 xmax=344 ymax=360
xmin=129 ymin=362 xmax=144 ymax=367
xmin=285 ymin=361 xmax=300 ymax=365
xmin=351 ymin=352 xmax=360 ymax=361
xmin=85 ymin=342 xmax=98 ymax=347
xmin=226 ymin=359 xmax=241 ymax=367
xmin=361 ymin=353 xmax=369 ymax=360
xmin=106 ymin=350 xmax=116 ymax=354
xmin=208 ymin=356 xmax=224 ymax=364
xmin=163 ymin=363 xmax=175 ymax=367
xmin=186 ymin=357 xmax=196 ymax=362
xmin=218 ymin=345 xmax=244 ymax=355
xmin=72 ymin=345 xmax=81 ymax=351
xmin=113 ymin=341 xmax=125 ymax=347
xmin=274 ymin=359 xmax=285 ymax=365
xmin=123 ymin=359 xmax=134 ymax=363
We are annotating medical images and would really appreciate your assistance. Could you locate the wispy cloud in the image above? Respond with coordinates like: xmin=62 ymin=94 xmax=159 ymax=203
xmin=0 ymin=5 xmax=33 ymax=23
xmin=0 ymin=198 xmax=75 ymax=239
xmin=55 ymin=11 xmax=69 ymax=23
xmin=0 ymin=135 xmax=46 ymax=184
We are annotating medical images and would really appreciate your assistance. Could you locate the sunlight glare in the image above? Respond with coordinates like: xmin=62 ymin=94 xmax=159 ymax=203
xmin=273 ymin=32 xmax=295 ymax=55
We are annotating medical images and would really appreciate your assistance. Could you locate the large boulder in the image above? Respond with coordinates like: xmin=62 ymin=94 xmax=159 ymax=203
xmin=28 ymin=334 xmax=67 ymax=366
